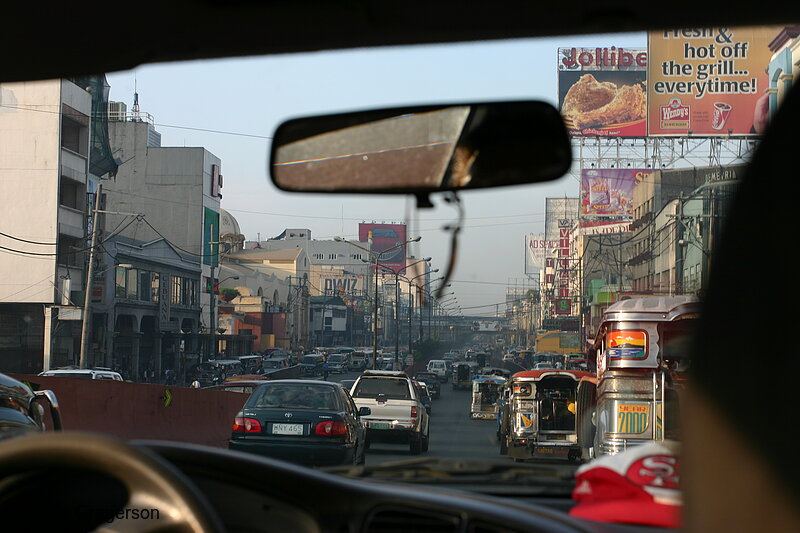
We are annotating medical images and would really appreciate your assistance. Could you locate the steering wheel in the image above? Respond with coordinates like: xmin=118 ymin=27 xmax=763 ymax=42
xmin=0 ymin=431 xmax=225 ymax=533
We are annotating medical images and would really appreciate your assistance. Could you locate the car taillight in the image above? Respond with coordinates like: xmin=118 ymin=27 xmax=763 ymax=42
xmin=232 ymin=417 xmax=261 ymax=433
xmin=315 ymin=420 xmax=347 ymax=436
xmin=411 ymin=406 xmax=417 ymax=419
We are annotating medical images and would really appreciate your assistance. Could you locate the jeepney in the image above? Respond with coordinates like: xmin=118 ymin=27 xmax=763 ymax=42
xmin=470 ymin=375 xmax=507 ymax=419
xmin=576 ymin=296 xmax=699 ymax=459
xmin=452 ymin=361 xmax=476 ymax=390
xmin=501 ymin=370 xmax=591 ymax=461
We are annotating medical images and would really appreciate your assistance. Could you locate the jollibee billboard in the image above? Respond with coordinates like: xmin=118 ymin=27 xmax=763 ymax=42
xmin=358 ymin=223 xmax=407 ymax=274
xmin=558 ymin=47 xmax=648 ymax=137
xmin=648 ymin=26 xmax=781 ymax=135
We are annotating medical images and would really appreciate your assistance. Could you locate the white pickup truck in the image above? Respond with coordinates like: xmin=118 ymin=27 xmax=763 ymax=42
xmin=349 ymin=370 xmax=430 ymax=454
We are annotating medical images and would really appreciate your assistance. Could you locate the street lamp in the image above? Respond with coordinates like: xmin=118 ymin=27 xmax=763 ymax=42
xmin=210 ymin=275 xmax=240 ymax=361
xmin=373 ymin=257 xmax=430 ymax=367
xmin=334 ymin=234 xmax=421 ymax=369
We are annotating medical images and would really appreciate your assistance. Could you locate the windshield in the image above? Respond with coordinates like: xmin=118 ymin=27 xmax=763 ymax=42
xmin=352 ymin=377 xmax=412 ymax=400
xmin=0 ymin=22 xmax=786 ymax=518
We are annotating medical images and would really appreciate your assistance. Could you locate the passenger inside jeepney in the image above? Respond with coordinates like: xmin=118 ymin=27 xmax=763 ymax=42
xmin=538 ymin=387 xmax=576 ymax=431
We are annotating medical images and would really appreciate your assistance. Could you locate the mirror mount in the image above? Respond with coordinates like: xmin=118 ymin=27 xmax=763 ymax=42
xmin=415 ymin=192 xmax=435 ymax=209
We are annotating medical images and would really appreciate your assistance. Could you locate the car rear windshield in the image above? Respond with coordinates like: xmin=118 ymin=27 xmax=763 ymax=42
xmin=301 ymin=356 xmax=320 ymax=364
xmin=353 ymin=377 xmax=411 ymax=400
xmin=328 ymin=355 xmax=344 ymax=362
xmin=248 ymin=383 xmax=341 ymax=410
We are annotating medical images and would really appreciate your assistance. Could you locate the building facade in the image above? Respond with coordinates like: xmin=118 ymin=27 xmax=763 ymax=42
xmin=0 ymin=77 xmax=116 ymax=373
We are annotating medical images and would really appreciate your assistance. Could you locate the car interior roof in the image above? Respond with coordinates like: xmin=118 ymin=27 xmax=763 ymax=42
xmin=2 ymin=2 xmax=798 ymax=83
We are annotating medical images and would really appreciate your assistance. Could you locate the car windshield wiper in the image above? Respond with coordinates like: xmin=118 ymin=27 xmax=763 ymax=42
xmin=320 ymin=457 xmax=576 ymax=494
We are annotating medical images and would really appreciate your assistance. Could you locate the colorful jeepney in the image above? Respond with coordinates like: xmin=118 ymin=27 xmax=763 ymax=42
xmin=470 ymin=375 xmax=507 ymax=419
xmin=576 ymin=296 xmax=699 ymax=459
xmin=500 ymin=369 xmax=592 ymax=461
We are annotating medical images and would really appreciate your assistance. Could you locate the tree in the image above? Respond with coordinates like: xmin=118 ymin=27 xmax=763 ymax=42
xmin=219 ymin=288 xmax=240 ymax=303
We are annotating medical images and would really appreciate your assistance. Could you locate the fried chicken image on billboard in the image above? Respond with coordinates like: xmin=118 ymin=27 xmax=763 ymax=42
xmin=562 ymin=74 xmax=646 ymax=130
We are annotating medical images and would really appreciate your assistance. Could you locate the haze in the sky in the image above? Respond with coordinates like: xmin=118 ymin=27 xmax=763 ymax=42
xmin=106 ymin=31 xmax=646 ymax=314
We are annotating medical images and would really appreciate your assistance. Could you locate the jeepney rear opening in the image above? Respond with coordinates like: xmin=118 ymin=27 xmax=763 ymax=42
xmin=537 ymin=376 xmax=577 ymax=432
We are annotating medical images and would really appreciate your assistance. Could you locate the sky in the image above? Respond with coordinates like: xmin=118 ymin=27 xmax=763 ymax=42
xmin=105 ymin=31 xmax=646 ymax=314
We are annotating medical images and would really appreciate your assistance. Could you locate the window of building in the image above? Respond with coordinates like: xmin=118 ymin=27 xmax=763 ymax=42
xmin=58 ymin=177 xmax=81 ymax=210
xmin=329 ymin=254 xmax=336 ymax=260
xmin=57 ymin=236 xmax=82 ymax=267
xmin=172 ymin=276 xmax=181 ymax=305
xmin=151 ymin=273 xmax=160 ymax=302
xmin=126 ymin=269 xmax=139 ymax=300
xmin=60 ymin=105 xmax=89 ymax=156
xmin=115 ymin=267 xmax=127 ymax=298
xmin=139 ymin=271 xmax=151 ymax=301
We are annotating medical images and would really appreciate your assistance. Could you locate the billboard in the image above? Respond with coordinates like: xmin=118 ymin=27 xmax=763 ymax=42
xmin=580 ymin=168 xmax=654 ymax=222
xmin=648 ymin=26 xmax=781 ymax=135
xmin=525 ymin=235 xmax=559 ymax=274
xmin=471 ymin=320 xmax=502 ymax=332
xmin=558 ymin=47 xmax=648 ymax=137
xmin=358 ymin=223 xmax=408 ymax=275
xmin=545 ymin=198 xmax=579 ymax=243
xmin=320 ymin=274 xmax=362 ymax=296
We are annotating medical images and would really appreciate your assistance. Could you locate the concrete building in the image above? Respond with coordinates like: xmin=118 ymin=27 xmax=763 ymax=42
xmin=90 ymin=235 xmax=201 ymax=381
xmin=222 ymin=247 xmax=309 ymax=350
xmin=0 ymin=77 xmax=117 ymax=373
xmin=103 ymin=104 xmax=222 ymax=353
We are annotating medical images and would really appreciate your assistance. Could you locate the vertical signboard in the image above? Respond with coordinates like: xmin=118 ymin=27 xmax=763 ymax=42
xmin=558 ymin=47 xmax=648 ymax=137
xmin=648 ymin=26 xmax=781 ymax=135
xmin=358 ymin=223 xmax=407 ymax=274
xmin=159 ymin=273 xmax=171 ymax=331
xmin=555 ymin=219 xmax=572 ymax=315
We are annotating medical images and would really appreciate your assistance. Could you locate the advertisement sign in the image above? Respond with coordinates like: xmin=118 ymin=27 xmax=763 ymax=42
xmin=525 ymin=235 xmax=559 ymax=273
xmin=358 ymin=223 xmax=408 ymax=274
xmin=558 ymin=47 xmax=648 ymax=137
xmin=471 ymin=321 xmax=502 ymax=332
xmin=321 ymin=275 xmax=361 ymax=295
xmin=544 ymin=198 xmax=579 ymax=243
xmin=648 ymin=26 xmax=781 ymax=135
xmin=159 ymin=273 xmax=172 ymax=331
xmin=580 ymin=168 xmax=653 ymax=221
xmin=607 ymin=329 xmax=648 ymax=360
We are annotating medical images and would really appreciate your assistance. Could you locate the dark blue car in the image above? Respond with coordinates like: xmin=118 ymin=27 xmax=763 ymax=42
xmin=229 ymin=380 xmax=370 ymax=466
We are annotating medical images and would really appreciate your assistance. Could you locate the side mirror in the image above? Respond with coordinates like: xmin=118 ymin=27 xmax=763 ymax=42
xmin=358 ymin=407 xmax=371 ymax=416
xmin=30 ymin=390 xmax=62 ymax=431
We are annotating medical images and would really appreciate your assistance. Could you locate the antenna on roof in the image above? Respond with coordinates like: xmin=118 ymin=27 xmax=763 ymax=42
xmin=132 ymin=76 xmax=140 ymax=121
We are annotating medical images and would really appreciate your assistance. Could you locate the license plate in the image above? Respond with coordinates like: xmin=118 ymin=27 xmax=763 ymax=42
xmin=272 ymin=423 xmax=304 ymax=435
xmin=370 ymin=422 xmax=390 ymax=430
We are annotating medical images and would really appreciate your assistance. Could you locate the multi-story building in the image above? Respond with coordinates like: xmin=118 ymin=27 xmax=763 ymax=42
xmin=91 ymin=235 xmax=201 ymax=381
xmin=0 ymin=77 xmax=117 ymax=373
xmin=102 ymin=102 xmax=223 ymax=358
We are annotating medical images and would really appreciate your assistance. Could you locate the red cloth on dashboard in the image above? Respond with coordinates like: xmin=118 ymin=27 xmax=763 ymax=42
xmin=569 ymin=441 xmax=681 ymax=528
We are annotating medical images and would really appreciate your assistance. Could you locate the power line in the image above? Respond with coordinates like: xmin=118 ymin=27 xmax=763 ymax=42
xmin=0 ymin=231 xmax=57 ymax=246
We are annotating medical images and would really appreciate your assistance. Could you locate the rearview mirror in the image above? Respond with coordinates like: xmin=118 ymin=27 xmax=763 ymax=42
xmin=270 ymin=101 xmax=571 ymax=194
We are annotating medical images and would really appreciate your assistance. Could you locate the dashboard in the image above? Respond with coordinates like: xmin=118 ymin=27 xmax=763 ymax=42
xmin=137 ymin=440 xmax=676 ymax=533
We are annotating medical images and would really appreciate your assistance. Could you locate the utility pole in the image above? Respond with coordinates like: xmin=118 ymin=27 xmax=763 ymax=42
xmin=79 ymin=183 xmax=103 ymax=369
xmin=394 ymin=271 xmax=400 ymax=368
xmin=209 ymin=224 xmax=217 ymax=361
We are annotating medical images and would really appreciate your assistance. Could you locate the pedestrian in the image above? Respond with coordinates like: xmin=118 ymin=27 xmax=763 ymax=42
xmin=322 ymin=359 xmax=330 ymax=380
xmin=191 ymin=379 xmax=201 ymax=388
